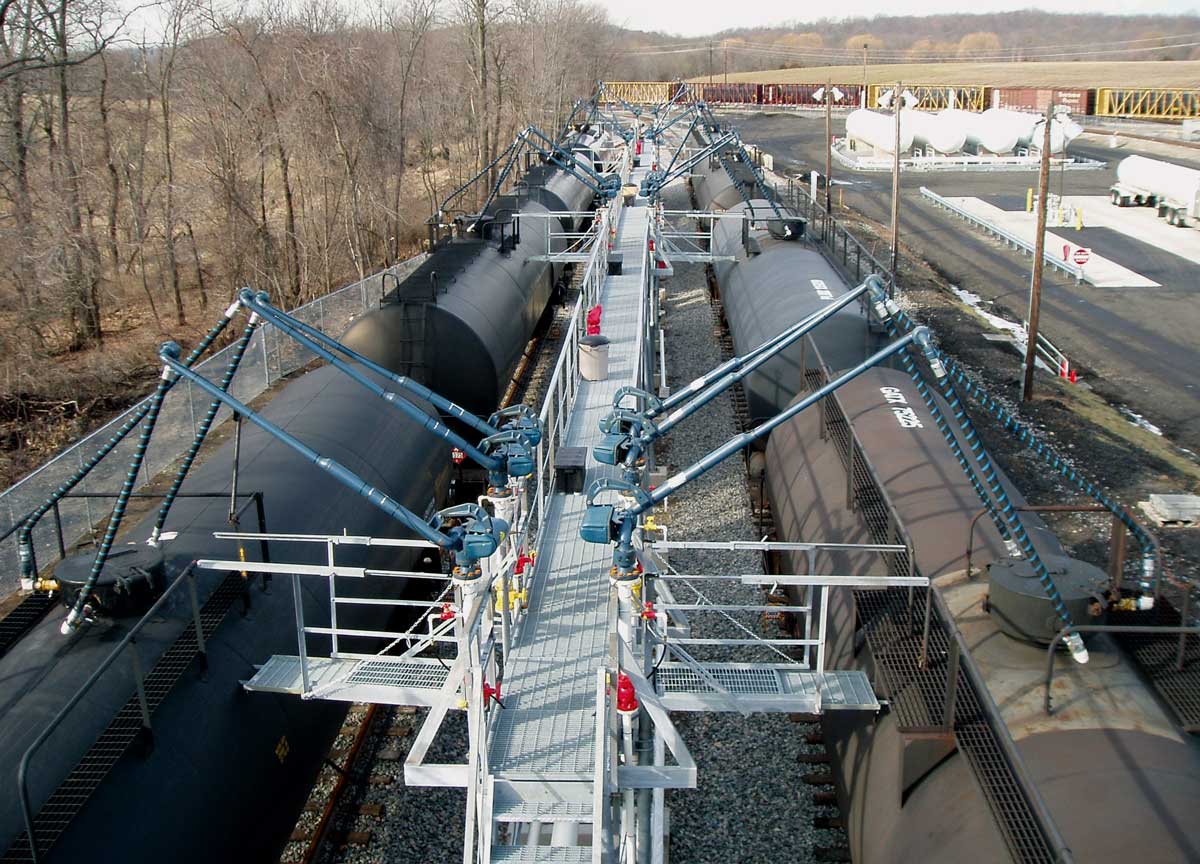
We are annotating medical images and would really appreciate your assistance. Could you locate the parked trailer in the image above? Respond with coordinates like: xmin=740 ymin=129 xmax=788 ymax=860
xmin=1110 ymin=155 xmax=1200 ymax=226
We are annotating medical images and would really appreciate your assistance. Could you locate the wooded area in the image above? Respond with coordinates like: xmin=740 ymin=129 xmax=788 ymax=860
xmin=617 ymin=12 xmax=1200 ymax=80
xmin=0 ymin=0 xmax=611 ymax=485
xmin=2 ymin=4 xmax=1195 ymax=487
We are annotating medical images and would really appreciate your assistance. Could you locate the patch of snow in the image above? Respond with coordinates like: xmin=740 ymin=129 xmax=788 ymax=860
xmin=1118 ymin=406 xmax=1164 ymax=437
xmin=947 ymin=285 xmax=1052 ymax=373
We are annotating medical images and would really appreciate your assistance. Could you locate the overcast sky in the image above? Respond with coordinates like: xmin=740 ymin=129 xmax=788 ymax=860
xmin=606 ymin=1 xmax=1200 ymax=38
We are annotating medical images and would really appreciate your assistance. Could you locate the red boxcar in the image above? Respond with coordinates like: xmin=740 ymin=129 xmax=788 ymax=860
xmin=991 ymin=87 xmax=1094 ymax=117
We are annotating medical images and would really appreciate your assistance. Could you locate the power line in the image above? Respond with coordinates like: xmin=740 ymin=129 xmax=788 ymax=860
xmin=618 ymin=39 xmax=1200 ymax=64
xmin=616 ymin=30 xmax=1200 ymax=64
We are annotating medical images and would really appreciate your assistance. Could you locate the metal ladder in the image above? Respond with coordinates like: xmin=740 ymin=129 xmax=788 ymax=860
xmin=397 ymin=297 xmax=429 ymax=382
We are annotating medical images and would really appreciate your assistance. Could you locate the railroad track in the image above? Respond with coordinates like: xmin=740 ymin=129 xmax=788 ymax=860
xmin=704 ymin=264 xmax=776 ymax=540
xmin=703 ymin=266 xmax=849 ymax=862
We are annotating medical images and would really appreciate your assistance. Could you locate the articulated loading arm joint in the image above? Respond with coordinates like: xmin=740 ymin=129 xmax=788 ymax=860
xmin=488 ymin=404 xmax=542 ymax=448
xmin=580 ymin=329 xmax=926 ymax=577
xmin=610 ymin=386 xmax=663 ymax=415
xmin=594 ymin=276 xmax=896 ymax=486
xmin=238 ymin=290 xmax=541 ymax=489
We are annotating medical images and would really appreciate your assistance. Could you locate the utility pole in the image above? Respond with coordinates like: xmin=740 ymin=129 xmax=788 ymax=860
xmin=862 ymin=43 xmax=869 ymax=107
xmin=708 ymin=42 xmax=713 ymax=84
xmin=889 ymin=80 xmax=902 ymax=289
xmin=1023 ymin=98 xmax=1054 ymax=402
xmin=825 ymin=78 xmax=833 ymax=214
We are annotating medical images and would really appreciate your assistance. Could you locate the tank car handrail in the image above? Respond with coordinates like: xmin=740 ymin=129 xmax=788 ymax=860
xmin=927 ymin=589 xmax=1077 ymax=864
xmin=1044 ymin=623 xmax=1200 ymax=719
xmin=17 ymin=563 xmax=207 ymax=863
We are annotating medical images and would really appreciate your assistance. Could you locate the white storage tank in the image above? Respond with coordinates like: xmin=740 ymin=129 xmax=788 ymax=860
xmin=1031 ymin=116 xmax=1084 ymax=154
xmin=846 ymin=109 xmax=913 ymax=155
xmin=940 ymin=108 xmax=1020 ymax=154
xmin=904 ymin=109 xmax=966 ymax=154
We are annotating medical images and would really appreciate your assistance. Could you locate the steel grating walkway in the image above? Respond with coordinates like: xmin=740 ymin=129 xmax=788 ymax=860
xmin=855 ymin=587 xmax=1057 ymax=864
xmin=654 ymin=663 xmax=878 ymax=713
xmin=487 ymin=199 xmax=652 ymax=781
xmin=0 ymin=592 xmax=54 ymax=660
xmin=2 ymin=573 xmax=248 ymax=864
xmin=1108 ymin=597 xmax=1200 ymax=733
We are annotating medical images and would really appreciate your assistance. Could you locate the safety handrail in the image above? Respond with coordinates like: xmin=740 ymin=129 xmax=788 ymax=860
xmin=592 ymin=668 xmax=608 ymax=864
xmin=17 ymin=563 xmax=209 ymax=863
xmin=1044 ymin=623 xmax=1200 ymax=717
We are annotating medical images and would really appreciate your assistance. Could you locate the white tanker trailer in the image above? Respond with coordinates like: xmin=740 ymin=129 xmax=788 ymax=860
xmin=1111 ymin=155 xmax=1200 ymax=227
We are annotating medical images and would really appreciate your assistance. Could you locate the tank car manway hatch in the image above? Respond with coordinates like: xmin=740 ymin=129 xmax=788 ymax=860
xmin=224 ymin=121 xmax=893 ymax=864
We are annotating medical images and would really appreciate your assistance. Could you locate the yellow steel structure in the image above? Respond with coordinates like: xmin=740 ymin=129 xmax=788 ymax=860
xmin=601 ymin=81 xmax=686 ymax=104
xmin=867 ymin=83 xmax=986 ymax=111
xmin=1096 ymin=88 xmax=1200 ymax=118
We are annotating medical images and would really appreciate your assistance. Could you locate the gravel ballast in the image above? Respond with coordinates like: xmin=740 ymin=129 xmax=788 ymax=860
xmin=655 ymin=180 xmax=840 ymax=864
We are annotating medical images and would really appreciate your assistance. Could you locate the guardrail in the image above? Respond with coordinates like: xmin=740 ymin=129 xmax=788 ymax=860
xmin=918 ymin=187 xmax=1076 ymax=377
xmin=920 ymin=186 xmax=1085 ymax=283
xmin=769 ymin=178 xmax=896 ymax=296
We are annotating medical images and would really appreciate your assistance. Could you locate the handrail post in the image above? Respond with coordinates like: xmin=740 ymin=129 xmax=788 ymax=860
xmin=52 ymin=501 xmax=66 ymax=560
xmin=293 ymin=572 xmax=310 ymax=695
xmin=129 ymin=639 xmax=152 ymax=736
xmin=943 ymin=637 xmax=961 ymax=730
xmin=187 ymin=570 xmax=207 ymax=677
xmin=1108 ymin=514 xmax=1127 ymax=593
xmin=327 ymin=540 xmax=338 ymax=659
xmin=254 ymin=491 xmax=271 ymax=589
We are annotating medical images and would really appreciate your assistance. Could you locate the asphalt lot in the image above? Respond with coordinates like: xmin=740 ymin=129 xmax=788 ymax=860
xmin=725 ymin=111 xmax=1200 ymax=452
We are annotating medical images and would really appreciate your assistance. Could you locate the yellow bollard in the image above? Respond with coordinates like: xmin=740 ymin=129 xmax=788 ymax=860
xmin=1075 ymin=208 xmax=1083 ymax=231
xmin=1027 ymin=188 xmax=1033 ymax=212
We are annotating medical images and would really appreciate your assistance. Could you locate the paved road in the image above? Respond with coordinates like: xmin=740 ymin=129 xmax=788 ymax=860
xmin=726 ymin=111 xmax=1200 ymax=451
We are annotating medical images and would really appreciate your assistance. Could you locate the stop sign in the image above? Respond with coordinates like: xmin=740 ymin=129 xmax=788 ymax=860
xmin=1073 ymin=248 xmax=1091 ymax=266
xmin=450 ymin=447 xmax=466 ymax=465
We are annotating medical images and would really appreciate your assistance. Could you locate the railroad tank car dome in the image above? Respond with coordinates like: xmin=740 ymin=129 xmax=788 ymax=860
xmin=0 ymin=363 xmax=450 ymax=863
xmin=517 ymin=163 xmax=594 ymax=230
xmin=53 ymin=543 xmax=165 ymax=618
xmin=710 ymin=199 xmax=879 ymax=420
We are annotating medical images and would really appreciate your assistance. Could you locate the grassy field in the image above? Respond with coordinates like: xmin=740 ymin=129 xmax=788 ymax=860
xmin=693 ymin=61 xmax=1200 ymax=89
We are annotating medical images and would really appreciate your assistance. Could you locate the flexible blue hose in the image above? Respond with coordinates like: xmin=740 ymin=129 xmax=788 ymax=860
xmin=62 ymin=344 xmax=179 ymax=632
xmin=17 ymin=314 xmax=235 ymax=582
xmin=151 ymin=317 xmax=260 ymax=540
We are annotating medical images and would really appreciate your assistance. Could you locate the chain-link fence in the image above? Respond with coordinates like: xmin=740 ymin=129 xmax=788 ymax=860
xmin=0 ymin=257 xmax=424 ymax=595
